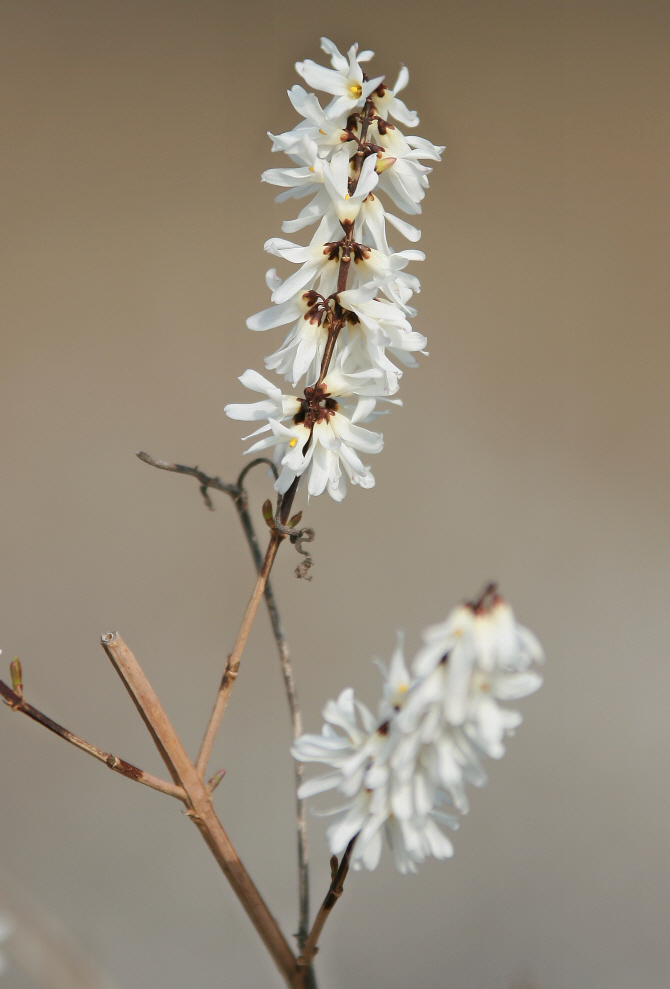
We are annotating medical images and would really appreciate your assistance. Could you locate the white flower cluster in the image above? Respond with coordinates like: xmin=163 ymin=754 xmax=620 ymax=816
xmin=292 ymin=592 xmax=543 ymax=873
xmin=225 ymin=38 xmax=443 ymax=501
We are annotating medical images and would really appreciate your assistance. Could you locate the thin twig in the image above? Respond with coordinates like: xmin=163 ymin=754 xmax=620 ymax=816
xmin=0 ymin=679 xmax=186 ymax=802
xmin=297 ymin=837 xmax=358 ymax=970
xmin=235 ymin=477 xmax=312 ymax=960
xmin=138 ymin=452 xmax=312 ymax=963
xmin=195 ymin=529 xmax=282 ymax=776
xmin=99 ymin=632 xmax=299 ymax=988
xmin=136 ymin=451 xmax=237 ymax=508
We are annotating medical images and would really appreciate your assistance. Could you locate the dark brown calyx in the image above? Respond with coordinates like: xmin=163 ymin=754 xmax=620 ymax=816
xmin=302 ymin=290 xmax=330 ymax=326
xmin=374 ymin=117 xmax=395 ymax=136
xmin=468 ymin=582 xmax=499 ymax=614
xmin=323 ymin=240 xmax=344 ymax=261
xmin=346 ymin=111 xmax=362 ymax=133
xmin=352 ymin=242 xmax=372 ymax=263
xmin=293 ymin=383 xmax=339 ymax=429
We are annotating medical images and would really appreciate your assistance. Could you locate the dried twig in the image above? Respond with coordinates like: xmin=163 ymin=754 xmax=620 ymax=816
xmin=100 ymin=632 xmax=299 ymax=988
xmin=297 ymin=837 xmax=358 ymax=970
xmin=0 ymin=679 xmax=186 ymax=802
xmin=136 ymin=451 xmax=237 ymax=508
xmin=138 ymin=451 xmax=312 ymax=953
xmin=195 ymin=527 xmax=283 ymax=776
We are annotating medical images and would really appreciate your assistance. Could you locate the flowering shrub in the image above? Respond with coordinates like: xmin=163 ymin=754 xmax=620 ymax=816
xmin=1 ymin=37 xmax=543 ymax=989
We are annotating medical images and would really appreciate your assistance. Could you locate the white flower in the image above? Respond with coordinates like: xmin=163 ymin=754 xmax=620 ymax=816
xmin=293 ymin=594 xmax=543 ymax=871
xmin=372 ymin=124 xmax=445 ymax=215
xmin=292 ymin=686 xmax=457 ymax=873
xmin=407 ymin=595 xmax=544 ymax=756
xmin=373 ymin=66 xmax=419 ymax=128
xmin=321 ymin=148 xmax=378 ymax=226
xmin=224 ymin=369 xmax=385 ymax=501
xmin=338 ymin=284 xmax=427 ymax=388
xmin=263 ymin=214 xmax=343 ymax=304
xmin=296 ymin=39 xmax=383 ymax=118
xmin=268 ymin=89 xmax=351 ymax=163
xmin=229 ymin=39 xmax=444 ymax=500
xmin=356 ymin=191 xmax=422 ymax=253
xmin=250 ymin=281 xmax=424 ymax=392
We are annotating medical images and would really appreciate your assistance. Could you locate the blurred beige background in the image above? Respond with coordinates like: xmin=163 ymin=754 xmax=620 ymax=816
xmin=1 ymin=2 xmax=669 ymax=987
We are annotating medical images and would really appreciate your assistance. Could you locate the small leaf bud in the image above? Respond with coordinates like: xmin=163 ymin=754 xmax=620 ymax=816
xmin=10 ymin=657 xmax=22 ymax=697
xmin=262 ymin=499 xmax=274 ymax=528
xmin=288 ymin=511 xmax=303 ymax=529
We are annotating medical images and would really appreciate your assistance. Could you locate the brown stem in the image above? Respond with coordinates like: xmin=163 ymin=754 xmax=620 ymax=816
xmin=316 ymin=313 xmax=346 ymax=385
xmin=315 ymin=96 xmax=378 ymax=390
xmin=100 ymin=632 xmax=299 ymax=988
xmin=137 ymin=453 xmax=312 ymax=963
xmin=0 ymin=678 xmax=186 ymax=801
xmin=297 ymin=836 xmax=358 ymax=970
xmin=136 ymin=450 xmax=237 ymax=506
xmin=233 ymin=476 xmax=311 ymax=955
xmin=195 ymin=529 xmax=282 ymax=776
xmin=350 ymin=96 xmax=377 ymax=188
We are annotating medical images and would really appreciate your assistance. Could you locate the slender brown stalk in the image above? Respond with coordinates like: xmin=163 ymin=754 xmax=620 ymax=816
xmin=138 ymin=452 xmax=312 ymax=959
xmin=297 ymin=837 xmax=358 ymax=971
xmin=100 ymin=632 xmax=298 ymax=988
xmin=195 ymin=528 xmax=282 ymax=776
xmin=315 ymin=95 xmax=378 ymax=390
xmin=0 ymin=678 xmax=186 ymax=801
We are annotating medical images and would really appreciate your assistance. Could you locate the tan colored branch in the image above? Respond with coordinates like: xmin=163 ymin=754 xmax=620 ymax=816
xmin=297 ymin=838 xmax=357 ymax=970
xmin=138 ymin=451 xmax=312 ymax=967
xmin=0 ymin=679 xmax=186 ymax=802
xmin=100 ymin=632 xmax=298 ymax=988
xmin=195 ymin=530 xmax=282 ymax=777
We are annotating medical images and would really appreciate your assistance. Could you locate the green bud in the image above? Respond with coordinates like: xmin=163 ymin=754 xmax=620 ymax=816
xmin=375 ymin=155 xmax=397 ymax=174
xmin=10 ymin=657 xmax=22 ymax=696
xmin=288 ymin=511 xmax=303 ymax=529
xmin=262 ymin=499 xmax=274 ymax=527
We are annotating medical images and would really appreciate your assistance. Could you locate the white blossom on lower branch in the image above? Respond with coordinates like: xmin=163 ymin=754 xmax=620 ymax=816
xmin=291 ymin=590 xmax=543 ymax=872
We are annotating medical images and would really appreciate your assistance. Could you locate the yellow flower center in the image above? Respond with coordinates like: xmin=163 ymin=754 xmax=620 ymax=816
xmin=349 ymin=82 xmax=363 ymax=98
xmin=289 ymin=438 xmax=298 ymax=448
